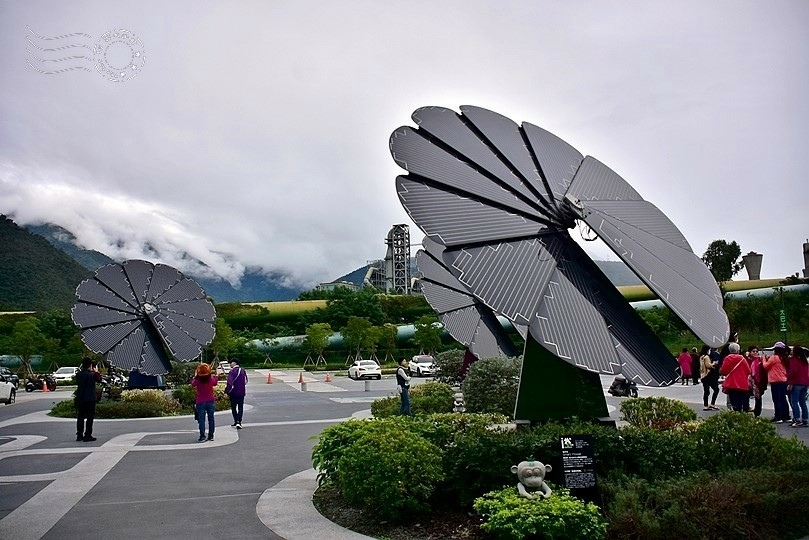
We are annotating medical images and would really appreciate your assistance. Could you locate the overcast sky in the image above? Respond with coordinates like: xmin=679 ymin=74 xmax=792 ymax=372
xmin=1 ymin=1 xmax=807 ymax=290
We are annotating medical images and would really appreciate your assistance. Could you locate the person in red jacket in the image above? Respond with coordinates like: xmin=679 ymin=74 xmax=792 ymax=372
xmin=720 ymin=343 xmax=752 ymax=412
xmin=677 ymin=348 xmax=692 ymax=385
xmin=787 ymin=345 xmax=809 ymax=427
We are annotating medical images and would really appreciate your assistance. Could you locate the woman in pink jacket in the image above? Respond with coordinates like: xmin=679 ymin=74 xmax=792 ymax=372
xmin=720 ymin=343 xmax=752 ymax=412
xmin=787 ymin=345 xmax=809 ymax=427
xmin=764 ymin=342 xmax=790 ymax=423
xmin=677 ymin=348 xmax=692 ymax=385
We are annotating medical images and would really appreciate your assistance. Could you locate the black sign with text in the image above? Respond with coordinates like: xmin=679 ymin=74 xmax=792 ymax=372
xmin=560 ymin=434 xmax=597 ymax=495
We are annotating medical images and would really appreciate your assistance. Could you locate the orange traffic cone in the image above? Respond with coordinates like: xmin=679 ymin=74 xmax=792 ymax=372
xmin=42 ymin=381 xmax=49 ymax=392
xmin=325 ymin=372 xmax=332 ymax=383
xmin=298 ymin=372 xmax=305 ymax=384
xmin=266 ymin=371 xmax=273 ymax=384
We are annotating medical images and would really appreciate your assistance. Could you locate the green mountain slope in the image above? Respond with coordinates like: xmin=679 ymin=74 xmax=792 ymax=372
xmin=0 ymin=215 xmax=91 ymax=311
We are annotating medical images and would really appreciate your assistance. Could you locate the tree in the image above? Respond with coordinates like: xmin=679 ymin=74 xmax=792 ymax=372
xmin=38 ymin=309 xmax=84 ymax=369
xmin=340 ymin=317 xmax=373 ymax=363
xmin=7 ymin=317 xmax=47 ymax=377
xmin=702 ymin=240 xmax=744 ymax=283
xmin=304 ymin=323 xmax=332 ymax=367
xmin=379 ymin=323 xmax=399 ymax=363
xmin=412 ymin=316 xmax=442 ymax=355
xmin=208 ymin=318 xmax=234 ymax=362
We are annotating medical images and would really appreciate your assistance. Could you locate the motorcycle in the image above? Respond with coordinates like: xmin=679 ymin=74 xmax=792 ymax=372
xmin=25 ymin=374 xmax=57 ymax=393
xmin=608 ymin=376 xmax=639 ymax=398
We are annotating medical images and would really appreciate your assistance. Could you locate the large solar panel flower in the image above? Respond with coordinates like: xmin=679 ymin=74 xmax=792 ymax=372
xmin=71 ymin=260 xmax=216 ymax=375
xmin=390 ymin=105 xmax=729 ymax=385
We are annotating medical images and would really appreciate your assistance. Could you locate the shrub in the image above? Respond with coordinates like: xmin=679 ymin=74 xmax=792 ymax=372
xmin=474 ymin=485 xmax=607 ymax=540
xmin=95 ymin=400 xmax=180 ymax=418
xmin=311 ymin=420 xmax=370 ymax=486
xmin=462 ymin=356 xmax=522 ymax=418
xmin=50 ymin=399 xmax=76 ymax=417
xmin=691 ymin=412 xmax=809 ymax=473
xmin=370 ymin=381 xmax=455 ymax=418
xmin=432 ymin=349 xmax=467 ymax=386
xmin=615 ymin=426 xmax=698 ymax=479
xmin=337 ymin=422 xmax=444 ymax=519
xmin=620 ymin=396 xmax=697 ymax=430
xmin=602 ymin=470 xmax=809 ymax=540
xmin=121 ymin=389 xmax=170 ymax=405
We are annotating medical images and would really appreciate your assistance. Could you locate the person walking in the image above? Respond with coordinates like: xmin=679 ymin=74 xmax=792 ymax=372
xmin=396 ymin=358 xmax=412 ymax=416
xmin=690 ymin=347 xmax=700 ymax=385
xmin=76 ymin=357 xmax=102 ymax=442
xmin=225 ymin=357 xmax=248 ymax=429
xmin=677 ymin=348 xmax=692 ymax=385
xmin=720 ymin=343 xmax=752 ymax=412
xmin=787 ymin=345 xmax=809 ymax=427
xmin=699 ymin=345 xmax=720 ymax=410
xmin=192 ymin=363 xmax=218 ymax=442
xmin=748 ymin=345 xmax=768 ymax=417
xmin=764 ymin=342 xmax=790 ymax=423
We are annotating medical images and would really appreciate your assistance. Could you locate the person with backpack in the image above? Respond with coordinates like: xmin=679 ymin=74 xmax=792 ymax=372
xmin=225 ymin=357 xmax=248 ymax=429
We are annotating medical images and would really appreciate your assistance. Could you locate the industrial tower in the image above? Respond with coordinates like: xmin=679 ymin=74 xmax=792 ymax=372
xmin=384 ymin=224 xmax=411 ymax=294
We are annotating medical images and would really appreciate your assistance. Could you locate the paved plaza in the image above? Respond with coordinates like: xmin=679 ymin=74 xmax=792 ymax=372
xmin=1 ymin=370 xmax=807 ymax=539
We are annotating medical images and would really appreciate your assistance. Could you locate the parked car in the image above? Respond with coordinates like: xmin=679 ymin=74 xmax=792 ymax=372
xmin=409 ymin=355 xmax=435 ymax=377
xmin=0 ymin=379 xmax=15 ymax=404
xmin=218 ymin=360 xmax=231 ymax=375
xmin=348 ymin=360 xmax=382 ymax=380
xmin=51 ymin=366 xmax=79 ymax=382
xmin=0 ymin=367 xmax=19 ymax=388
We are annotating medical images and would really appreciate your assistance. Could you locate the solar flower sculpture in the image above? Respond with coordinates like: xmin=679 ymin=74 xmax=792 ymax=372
xmin=390 ymin=105 xmax=729 ymax=421
xmin=71 ymin=260 xmax=216 ymax=375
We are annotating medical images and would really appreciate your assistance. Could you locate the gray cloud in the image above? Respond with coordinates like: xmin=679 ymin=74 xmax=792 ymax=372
xmin=1 ymin=0 xmax=807 ymax=290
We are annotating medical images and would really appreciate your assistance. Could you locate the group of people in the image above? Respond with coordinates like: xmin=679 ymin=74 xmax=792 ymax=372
xmin=77 ymin=355 xmax=413 ymax=443
xmin=681 ymin=341 xmax=809 ymax=426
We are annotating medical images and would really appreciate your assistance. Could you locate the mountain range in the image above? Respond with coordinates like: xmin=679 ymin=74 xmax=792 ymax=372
xmin=0 ymin=215 xmax=642 ymax=311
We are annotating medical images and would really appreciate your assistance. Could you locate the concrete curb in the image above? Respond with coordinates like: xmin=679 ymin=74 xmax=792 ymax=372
xmin=257 ymin=468 xmax=375 ymax=540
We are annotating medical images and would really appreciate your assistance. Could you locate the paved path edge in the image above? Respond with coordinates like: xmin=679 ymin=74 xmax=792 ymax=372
xmin=257 ymin=468 xmax=375 ymax=540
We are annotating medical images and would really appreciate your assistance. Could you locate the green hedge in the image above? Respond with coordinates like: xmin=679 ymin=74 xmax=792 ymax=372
xmin=312 ymin=400 xmax=809 ymax=538
xmin=370 ymin=381 xmax=455 ymax=417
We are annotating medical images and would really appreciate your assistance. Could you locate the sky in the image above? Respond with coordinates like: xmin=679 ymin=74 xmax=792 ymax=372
xmin=1 ymin=0 xmax=807 ymax=291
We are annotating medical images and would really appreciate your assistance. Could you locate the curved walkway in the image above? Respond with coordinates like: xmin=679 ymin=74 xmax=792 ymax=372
xmin=257 ymin=468 xmax=373 ymax=540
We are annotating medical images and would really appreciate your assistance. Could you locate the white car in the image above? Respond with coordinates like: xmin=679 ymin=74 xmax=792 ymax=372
xmin=348 ymin=360 xmax=382 ymax=380
xmin=0 ymin=379 xmax=15 ymax=405
xmin=218 ymin=361 xmax=231 ymax=375
xmin=51 ymin=366 xmax=79 ymax=382
xmin=409 ymin=355 xmax=435 ymax=377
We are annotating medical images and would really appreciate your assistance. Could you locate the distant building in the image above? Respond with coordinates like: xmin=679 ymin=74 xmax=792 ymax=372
xmin=315 ymin=281 xmax=360 ymax=292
